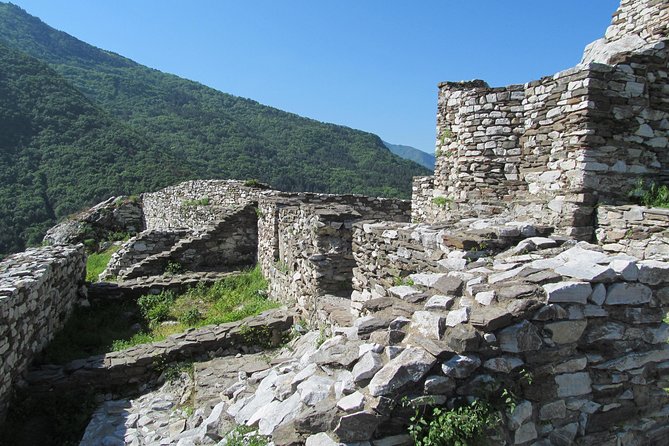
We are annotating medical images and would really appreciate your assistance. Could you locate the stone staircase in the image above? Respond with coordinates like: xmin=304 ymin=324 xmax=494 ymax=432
xmin=120 ymin=205 xmax=257 ymax=280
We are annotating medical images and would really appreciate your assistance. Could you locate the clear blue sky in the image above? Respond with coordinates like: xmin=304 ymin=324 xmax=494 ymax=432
xmin=10 ymin=0 xmax=620 ymax=154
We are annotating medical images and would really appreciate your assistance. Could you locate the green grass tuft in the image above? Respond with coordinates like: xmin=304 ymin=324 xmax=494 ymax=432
xmin=85 ymin=245 xmax=119 ymax=282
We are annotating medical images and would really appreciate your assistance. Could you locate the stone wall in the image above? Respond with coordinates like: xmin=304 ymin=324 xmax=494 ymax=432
xmin=122 ymin=205 xmax=258 ymax=280
xmin=23 ymin=309 xmax=294 ymax=398
xmin=596 ymin=204 xmax=669 ymax=260
xmin=415 ymin=0 xmax=669 ymax=241
xmin=606 ymin=0 xmax=669 ymax=46
xmin=0 ymin=245 xmax=86 ymax=421
xmin=351 ymin=218 xmax=553 ymax=315
xmin=257 ymin=192 xmax=410 ymax=315
xmin=142 ymin=180 xmax=268 ymax=231
xmin=101 ymin=229 xmax=191 ymax=280
xmin=224 ymin=239 xmax=669 ymax=445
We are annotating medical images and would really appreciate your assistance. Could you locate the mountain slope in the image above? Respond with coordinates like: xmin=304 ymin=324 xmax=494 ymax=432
xmin=383 ymin=141 xmax=435 ymax=170
xmin=0 ymin=41 xmax=188 ymax=253
xmin=0 ymin=2 xmax=429 ymax=197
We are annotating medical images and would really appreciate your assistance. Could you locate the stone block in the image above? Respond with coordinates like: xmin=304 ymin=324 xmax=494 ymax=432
xmin=543 ymin=282 xmax=592 ymax=304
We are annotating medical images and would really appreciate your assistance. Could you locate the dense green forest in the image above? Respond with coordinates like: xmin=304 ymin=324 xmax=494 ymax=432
xmin=0 ymin=3 xmax=429 ymax=254
xmin=0 ymin=42 xmax=190 ymax=253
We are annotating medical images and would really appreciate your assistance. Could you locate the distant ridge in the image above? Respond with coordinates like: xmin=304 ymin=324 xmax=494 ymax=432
xmin=383 ymin=141 xmax=435 ymax=170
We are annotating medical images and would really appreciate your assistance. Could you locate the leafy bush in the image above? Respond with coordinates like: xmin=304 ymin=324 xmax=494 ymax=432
xmin=431 ymin=196 xmax=452 ymax=208
xmin=165 ymin=260 xmax=184 ymax=275
xmin=409 ymin=400 xmax=498 ymax=446
xmin=179 ymin=308 xmax=202 ymax=325
xmin=629 ymin=180 xmax=669 ymax=208
xmin=224 ymin=426 xmax=269 ymax=446
xmin=138 ymin=290 xmax=177 ymax=324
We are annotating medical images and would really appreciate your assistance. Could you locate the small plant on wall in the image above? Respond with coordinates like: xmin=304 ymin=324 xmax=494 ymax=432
xmin=431 ymin=196 xmax=452 ymax=209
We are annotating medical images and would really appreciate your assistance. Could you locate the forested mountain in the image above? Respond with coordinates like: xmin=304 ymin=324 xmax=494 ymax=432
xmin=0 ymin=2 xmax=430 ymax=255
xmin=0 ymin=42 xmax=188 ymax=253
xmin=383 ymin=141 xmax=435 ymax=170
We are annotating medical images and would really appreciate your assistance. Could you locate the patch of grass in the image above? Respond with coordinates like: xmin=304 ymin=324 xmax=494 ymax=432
xmin=85 ymin=245 xmax=119 ymax=282
xmin=629 ymin=180 xmax=669 ymax=208
xmin=224 ymin=425 xmax=270 ymax=446
xmin=41 ymin=267 xmax=278 ymax=360
xmin=114 ymin=266 xmax=278 ymax=350
xmin=182 ymin=197 xmax=211 ymax=206
xmin=431 ymin=196 xmax=452 ymax=208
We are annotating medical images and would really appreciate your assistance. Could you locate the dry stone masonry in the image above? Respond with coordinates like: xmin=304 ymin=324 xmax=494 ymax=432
xmin=142 ymin=180 xmax=268 ymax=231
xmin=413 ymin=0 xmax=669 ymax=241
xmin=1 ymin=0 xmax=668 ymax=444
xmin=257 ymin=192 xmax=410 ymax=319
xmin=221 ymin=240 xmax=669 ymax=445
xmin=0 ymin=245 xmax=86 ymax=422
xmin=597 ymin=204 xmax=669 ymax=260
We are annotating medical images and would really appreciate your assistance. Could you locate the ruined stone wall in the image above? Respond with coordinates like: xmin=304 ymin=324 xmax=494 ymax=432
xmin=101 ymin=229 xmax=191 ymax=280
xmin=122 ymin=205 xmax=258 ymax=279
xmin=22 ymin=309 xmax=293 ymax=398
xmin=417 ymin=43 xmax=669 ymax=240
xmin=596 ymin=204 xmax=669 ymax=260
xmin=415 ymin=0 xmax=669 ymax=240
xmin=141 ymin=180 xmax=267 ymax=231
xmin=43 ymin=196 xmax=144 ymax=247
xmin=257 ymin=192 xmax=410 ymax=313
xmin=605 ymin=0 xmax=669 ymax=45
xmin=265 ymin=205 xmax=361 ymax=313
xmin=351 ymin=219 xmax=551 ymax=315
xmin=0 ymin=245 xmax=86 ymax=421
xmin=229 ymin=238 xmax=669 ymax=445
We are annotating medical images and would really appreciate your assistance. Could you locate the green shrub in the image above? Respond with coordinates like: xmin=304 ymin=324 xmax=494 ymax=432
xmin=179 ymin=308 xmax=202 ymax=325
xmin=431 ymin=196 xmax=452 ymax=208
xmin=409 ymin=400 xmax=498 ymax=446
xmin=165 ymin=260 xmax=184 ymax=275
xmin=138 ymin=290 xmax=177 ymax=324
xmin=224 ymin=426 xmax=269 ymax=446
xmin=244 ymin=179 xmax=262 ymax=187
xmin=629 ymin=180 xmax=669 ymax=208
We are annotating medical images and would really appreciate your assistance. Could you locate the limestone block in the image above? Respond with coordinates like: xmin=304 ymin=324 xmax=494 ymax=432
xmin=498 ymin=321 xmax=543 ymax=353
xmin=605 ymin=282 xmax=652 ymax=305
xmin=555 ymin=372 xmax=592 ymax=397
xmin=543 ymin=282 xmax=592 ymax=304
xmin=368 ymin=347 xmax=436 ymax=396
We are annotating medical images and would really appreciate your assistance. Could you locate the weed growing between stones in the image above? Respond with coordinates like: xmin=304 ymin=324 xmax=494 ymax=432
xmin=164 ymin=260 xmax=184 ymax=275
xmin=224 ymin=425 xmax=270 ymax=446
xmin=628 ymin=180 xmax=669 ymax=208
xmin=393 ymin=276 xmax=415 ymax=286
xmin=85 ymin=244 xmax=120 ymax=282
xmin=431 ymin=196 xmax=452 ymax=208
xmin=182 ymin=197 xmax=211 ymax=206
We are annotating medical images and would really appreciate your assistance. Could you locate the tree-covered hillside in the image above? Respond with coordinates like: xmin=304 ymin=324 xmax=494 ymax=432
xmin=0 ymin=42 xmax=190 ymax=253
xmin=0 ymin=3 xmax=430 ymax=254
